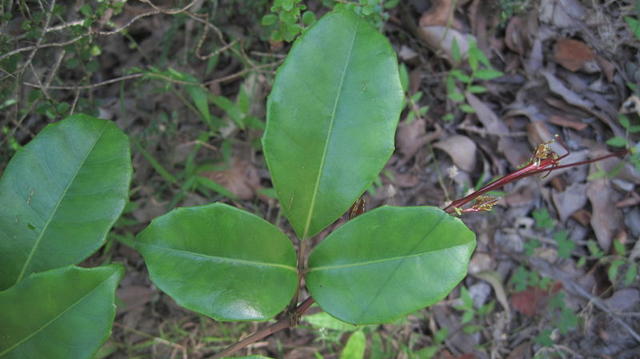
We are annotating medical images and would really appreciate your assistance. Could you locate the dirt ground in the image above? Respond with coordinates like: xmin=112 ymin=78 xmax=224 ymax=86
xmin=1 ymin=0 xmax=640 ymax=358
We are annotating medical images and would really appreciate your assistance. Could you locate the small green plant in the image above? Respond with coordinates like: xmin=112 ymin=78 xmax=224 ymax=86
xmin=605 ymin=240 xmax=638 ymax=287
xmin=602 ymin=114 xmax=640 ymax=173
xmin=509 ymin=268 xmax=579 ymax=350
xmin=454 ymin=287 xmax=496 ymax=334
xmin=498 ymin=0 xmax=530 ymax=24
xmin=331 ymin=0 xmax=399 ymax=28
xmin=444 ymin=38 xmax=503 ymax=121
xmin=398 ymin=64 xmax=430 ymax=124
xmin=261 ymin=0 xmax=316 ymax=42
xmin=533 ymin=292 xmax=579 ymax=349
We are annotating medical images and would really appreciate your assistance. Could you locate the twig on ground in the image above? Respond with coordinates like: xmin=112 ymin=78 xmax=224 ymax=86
xmin=211 ymin=297 xmax=315 ymax=359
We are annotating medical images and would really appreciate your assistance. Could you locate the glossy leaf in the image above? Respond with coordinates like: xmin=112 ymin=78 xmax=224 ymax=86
xmin=263 ymin=9 xmax=403 ymax=239
xmin=0 ymin=264 xmax=123 ymax=359
xmin=340 ymin=331 xmax=366 ymax=359
xmin=136 ymin=203 xmax=298 ymax=321
xmin=307 ymin=206 xmax=476 ymax=324
xmin=0 ymin=115 xmax=131 ymax=290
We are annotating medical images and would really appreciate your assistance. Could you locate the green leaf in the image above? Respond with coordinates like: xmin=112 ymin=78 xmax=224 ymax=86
xmin=304 ymin=311 xmax=359 ymax=331
xmin=194 ymin=176 xmax=237 ymax=199
xmin=211 ymin=95 xmax=245 ymax=129
xmin=0 ymin=265 xmax=123 ymax=359
xmin=625 ymin=17 xmax=640 ymax=39
xmin=619 ymin=115 xmax=630 ymax=129
xmin=474 ymin=69 xmax=503 ymax=80
xmin=450 ymin=69 xmax=470 ymax=83
xmin=467 ymin=85 xmax=486 ymax=94
xmin=608 ymin=259 xmax=625 ymax=282
xmin=263 ymin=10 xmax=403 ymax=239
xmin=136 ymin=203 xmax=298 ymax=321
xmin=261 ymin=14 xmax=278 ymax=26
xmin=307 ymin=206 xmax=475 ymax=324
xmin=0 ymin=115 xmax=131 ymax=290
xmin=302 ymin=11 xmax=317 ymax=26
xmin=448 ymin=91 xmax=465 ymax=102
xmin=553 ymin=230 xmax=574 ymax=259
xmin=185 ymin=84 xmax=213 ymax=127
xmin=399 ymin=63 xmax=409 ymax=93
xmin=340 ymin=331 xmax=366 ymax=359
xmin=451 ymin=37 xmax=461 ymax=63
xmin=606 ymin=136 xmax=628 ymax=148
xmin=460 ymin=104 xmax=475 ymax=113
xmin=624 ymin=262 xmax=637 ymax=286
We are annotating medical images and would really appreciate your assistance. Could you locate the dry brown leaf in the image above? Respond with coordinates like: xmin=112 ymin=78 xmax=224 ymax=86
xmin=571 ymin=209 xmax=591 ymax=227
xmin=604 ymin=289 xmax=639 ymax=312
xmin=393 ymin=171 xmax=420 ymax=188
xmin=621 ymin=95 xmax=640 ymax=116
xmin=526 ymin=120 xmax=567 ymax=156
xmin=201 ymin=160 xmax=261 ymax=200
xmin=505 ymin=17 xmax=527 ymax=55
xmin=468 ymin=253 xmax=493 ymax=274
xmin=396 ymin=119 xmax=442 ymax=165
xmin=505 ymin=15 xmax=537 ymax=56
xmin=506 ymin=342 xmax=532 ymax=359
xmin=587 ymin=179 xmax=622 ymax=252
xmin=419 ymin=0 xmax=456 ymax=27
xmin=552 ymin=183 xmax=587 ymax=222
xmin=541 ymin=70 xmax=592 ymax=109
xmin=398 ymin=45 xmax=418 ymax=63
xmin=473 ymin=271 xmax=511 ymax=315
xmin=541 ymin=71 xmax=624 ymax=137
xmin=418 ymin=26 xmax=472 ymax=65
xmin=553 ymin=38 xmax=597 ymax=72
xmin=433 ymin=135 xmax=477 ymax=172
xmin=117 ymin=285 xmax=154 ymax=313
xmin=548 ymin=114 xmax=588 ymax=131
xmin=511 ymin=282 xmax=563 ymax=317
xmin=465 ymin=92 xmax=508 ymax=134
xmin=396 ymin=118 xmax=427 ymax=160
xmin=539 ymin=0 xmax=586 ymax=28
xmin=595 ymin=55 xmax=616 ymax=82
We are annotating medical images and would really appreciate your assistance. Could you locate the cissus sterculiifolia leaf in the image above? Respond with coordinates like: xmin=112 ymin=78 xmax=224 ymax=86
xmin=263 ymin=9 xmax=404 ymax=239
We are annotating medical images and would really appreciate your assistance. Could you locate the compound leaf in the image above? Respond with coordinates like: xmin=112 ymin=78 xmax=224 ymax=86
xmin=0 ymin=264 xmax=123 ymax=359
xmin=263 ymin=10 xmax=403 ymax=239
xmin=136 ymin=203 xmax=298 ymax=321
xmin=307 ymin=206 xmax=475 ymax=324
xmin=0 ymin=115 xmax=131 ymax=290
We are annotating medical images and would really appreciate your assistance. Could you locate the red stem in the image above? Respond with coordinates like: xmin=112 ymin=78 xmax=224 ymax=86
xmin=444 ymin=149 xmax=628 ymax=214
xmin=211 ymin=297 xmax=315 ymax=359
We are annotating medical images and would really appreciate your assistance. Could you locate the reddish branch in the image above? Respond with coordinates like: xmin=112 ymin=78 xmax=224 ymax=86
xmin=444 ymin=139 xmax=628 ymax=215
xmin=211 ymin=297 xmax=315 ymax=359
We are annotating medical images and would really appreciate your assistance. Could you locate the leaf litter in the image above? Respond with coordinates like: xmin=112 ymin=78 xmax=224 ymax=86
xmin=36 ymin=0 xmax=640 ymax=357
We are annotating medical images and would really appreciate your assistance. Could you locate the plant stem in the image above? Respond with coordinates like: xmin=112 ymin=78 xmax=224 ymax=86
xmin=443 ymin=149 xmax=628 ymax=214
xmin=211 ymin=297 xmax=315 ymax=359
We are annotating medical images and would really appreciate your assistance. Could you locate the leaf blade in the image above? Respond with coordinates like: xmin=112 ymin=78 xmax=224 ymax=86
xmin=0 ymin=265 xmax=123 ymax=359
xmin=307 ymin=206 xmax=475 ymax=324
xmin=263 ymin=10 xmax=403 ymax=238
xmin=136 ymin=203 xmax=298 ymax=321
xmin=0 ymin=115 xmax=131 ymax=290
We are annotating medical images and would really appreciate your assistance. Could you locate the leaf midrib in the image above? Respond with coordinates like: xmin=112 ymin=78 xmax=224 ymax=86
xmin=16 ymin=122 xmax=108 ymax=283
xmin=0 ymin=270 xmax=116 ymax=356
xmin=138 ymin=242 xmax=297 ymax=272
xmin=301 ymin=20 xmax=360 ymax=239
xmin=308 ymin=242 xmax=471 ymax=272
